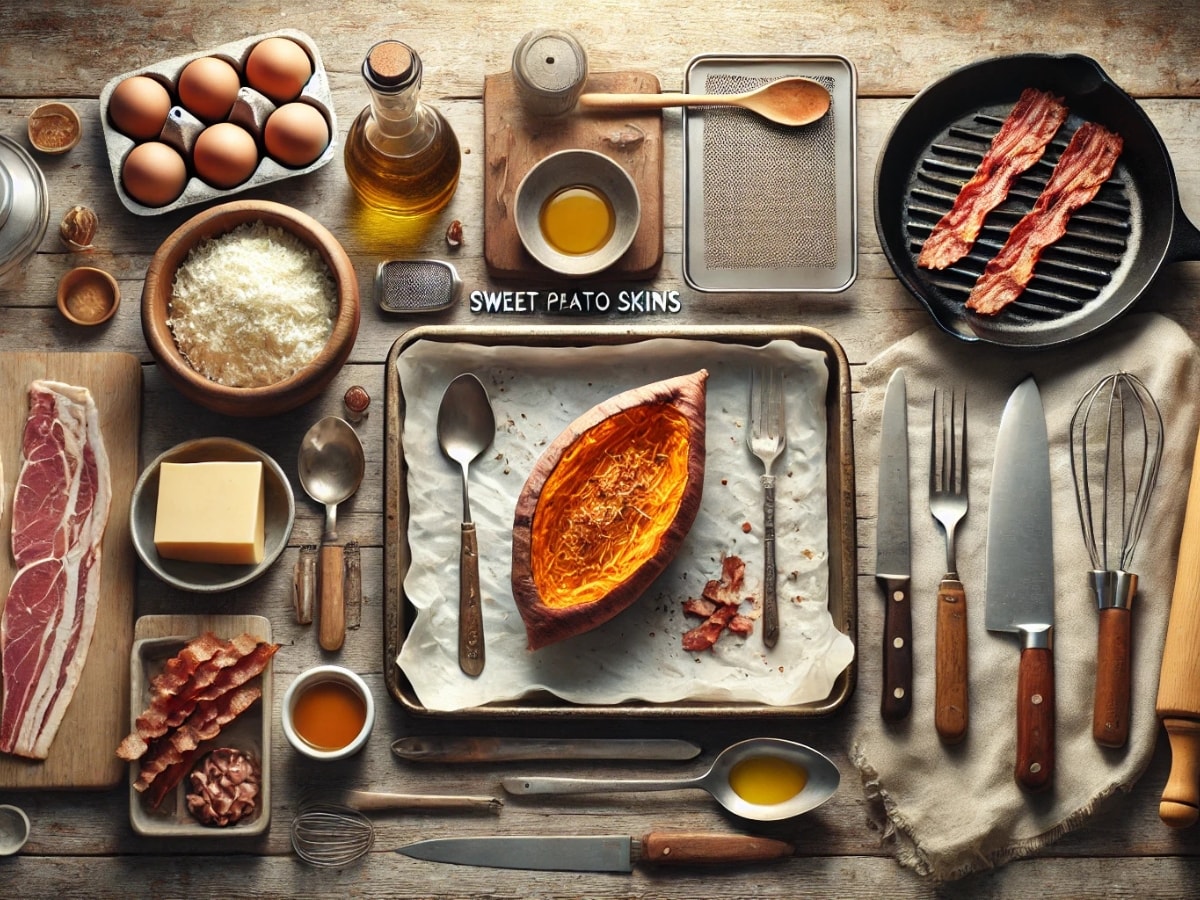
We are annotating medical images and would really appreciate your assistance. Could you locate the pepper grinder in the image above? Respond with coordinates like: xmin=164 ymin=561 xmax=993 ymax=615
xmin=511 ymin=28 xmax=588 ymax=117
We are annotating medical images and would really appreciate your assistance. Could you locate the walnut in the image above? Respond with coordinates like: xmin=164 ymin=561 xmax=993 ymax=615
xmin=186 ymin=747 xmax=262 ymax=827
xmin=59 ymin=205 xmax=97 ymax=252
xmin=445 ymin=219 xmax=463 ymax=248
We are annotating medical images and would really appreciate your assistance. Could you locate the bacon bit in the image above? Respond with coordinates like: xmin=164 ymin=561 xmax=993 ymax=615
xmin=741 ymin=521 xmax=752 ymax=533
xmin=681 ymin=554 xmax=750 ymax=650
xmin=727 ymin=615 xmax=755 ymax=636
xmin=683 ymin=596 xmax=718 ymax=619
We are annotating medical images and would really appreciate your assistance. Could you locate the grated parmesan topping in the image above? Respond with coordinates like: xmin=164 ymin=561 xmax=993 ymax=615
xmin=168 ymin=221 xmax=338 ymax=388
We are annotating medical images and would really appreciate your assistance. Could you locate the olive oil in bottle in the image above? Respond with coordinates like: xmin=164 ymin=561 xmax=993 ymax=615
xmin=343 ymin=40 xmax=461 ymax=218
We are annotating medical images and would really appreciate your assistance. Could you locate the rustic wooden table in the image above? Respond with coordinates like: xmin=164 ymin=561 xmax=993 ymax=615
xmin=2 ymin=1 xmax=1200 ymax=896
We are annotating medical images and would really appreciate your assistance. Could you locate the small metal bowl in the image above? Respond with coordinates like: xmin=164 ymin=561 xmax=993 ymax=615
xmin=129 ymin=437 xmax=295 ymax=593
xmin=57 ymin=266 xmax=120 ymax=325
xmin=514 ymin=149 xmax=640 ymax=277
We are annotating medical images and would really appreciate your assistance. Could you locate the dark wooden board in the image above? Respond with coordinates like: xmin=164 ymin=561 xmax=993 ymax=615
xmin=482 ymin=70 xmax=664 ymax=281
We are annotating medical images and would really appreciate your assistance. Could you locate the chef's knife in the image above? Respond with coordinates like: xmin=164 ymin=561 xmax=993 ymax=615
xmin=985 ymin=375 xmax=1056 ymax=792
xmin=876 ymin=368 xmax=912 ymax=721
xmin=397 ymin=832 xmax=794 ymax=872
xmin=392 ymin=736 xmax=702 ymax=763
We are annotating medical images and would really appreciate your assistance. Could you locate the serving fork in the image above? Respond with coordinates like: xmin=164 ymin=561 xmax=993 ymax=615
xmin=929 ymin=388 xmax=969 ymax=744
xmin=748 ymin=367 xmax=786 ymax=649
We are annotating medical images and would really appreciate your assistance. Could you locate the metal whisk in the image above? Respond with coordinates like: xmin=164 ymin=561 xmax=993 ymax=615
xmin=1069 ymin=371 xmax=1164 ymax=749
xmin=291 ymin=804 xmax=375 ymax=868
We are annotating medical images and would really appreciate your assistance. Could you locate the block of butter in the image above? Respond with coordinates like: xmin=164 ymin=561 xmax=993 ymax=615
xmin=154 ymin=460 xmax=265 ymax=565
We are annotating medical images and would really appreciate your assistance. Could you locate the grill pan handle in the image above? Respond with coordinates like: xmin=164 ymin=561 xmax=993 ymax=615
xmin=1167 ymin=208 xmax=1200 ymax=264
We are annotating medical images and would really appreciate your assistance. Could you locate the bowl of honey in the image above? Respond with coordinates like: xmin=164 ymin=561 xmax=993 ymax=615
xmin=281 ymin=665 xmax=374 ymax=761
xmin=514 ymin=148 xmax=640 ymax=277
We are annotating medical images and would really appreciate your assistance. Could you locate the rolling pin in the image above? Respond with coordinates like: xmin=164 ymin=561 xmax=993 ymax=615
xmin=1156 ymin=426 xmax=1200 ymax=827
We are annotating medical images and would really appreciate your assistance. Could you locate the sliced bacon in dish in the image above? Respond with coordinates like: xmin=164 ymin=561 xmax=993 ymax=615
xmin=0 ymin=381 xmax=111 ymax=760
xmin=966 ymin=122 xmax=1124 ymax=315
xmin=917 ymin=88 xmax=1069 ymax=270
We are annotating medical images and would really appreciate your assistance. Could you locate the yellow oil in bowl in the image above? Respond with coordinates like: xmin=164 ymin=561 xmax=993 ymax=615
xmin=728 ymin=754 xmax=808 ymax=807
xmin=539 ymin=185 xmax=614 ymax=255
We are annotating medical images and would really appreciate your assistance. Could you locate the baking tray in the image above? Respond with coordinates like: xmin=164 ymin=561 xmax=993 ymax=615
xmin=384 ymin=325 xmax=857 ymax=719
xmin=682 ymin=54 xmax=858 ymax=293
xmin=128 ymin=614 xmax=272 ymax=837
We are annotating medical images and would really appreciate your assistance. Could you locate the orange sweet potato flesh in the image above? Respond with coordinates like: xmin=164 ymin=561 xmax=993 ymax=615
xmin=511 ymin=370 xmax=708 ymax=650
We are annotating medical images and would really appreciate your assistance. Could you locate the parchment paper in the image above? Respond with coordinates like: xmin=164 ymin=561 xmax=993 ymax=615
xmin=395 ymin=338 xmax=855 ymax=711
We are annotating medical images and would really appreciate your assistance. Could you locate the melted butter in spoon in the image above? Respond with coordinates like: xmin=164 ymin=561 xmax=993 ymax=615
xmin=728 ymin=755 xmax=808 ymax=806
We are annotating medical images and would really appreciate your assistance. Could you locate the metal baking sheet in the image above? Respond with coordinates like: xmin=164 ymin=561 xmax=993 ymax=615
xmin=383 ymin=325 xmax=857 ymax=719
xmin=683 ymin=54 xmax=858 ymax=293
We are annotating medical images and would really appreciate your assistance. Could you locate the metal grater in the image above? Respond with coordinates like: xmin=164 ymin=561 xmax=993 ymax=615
xmin=375 ymin=259 xmax=462 ymax=313
xmin=683 ymin=54 xmax=858 ymax=293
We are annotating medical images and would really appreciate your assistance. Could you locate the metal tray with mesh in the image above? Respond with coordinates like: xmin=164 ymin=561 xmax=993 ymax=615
xmin=683 ymin=54 xmax=858 ymax=293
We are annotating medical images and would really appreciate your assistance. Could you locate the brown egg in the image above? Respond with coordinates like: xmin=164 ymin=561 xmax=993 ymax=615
xmin=178 ymin=56 xmax=242 ymax=122
xmin=245 ymin=37 xmax=313 ymax=104
xmin=193 ymin=122 xmax=260 ymax=189
xmin=108 ymin=75 xmax=172 ymax=140
xmin=121 ymin=141 xmax=188 ymax=207
xmin=264 ymin=102 xmax=330 ymax=168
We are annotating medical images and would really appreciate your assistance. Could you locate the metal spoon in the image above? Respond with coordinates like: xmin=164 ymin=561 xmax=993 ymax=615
xmin=502 ymin=737 xmax=840 ymax=822
xmin=437 ymin=373 xmax=496 ymax=677
xmin=298 ymin=416 xmax=365 ymax=652
xmin=577 ymin=76 xmax=831 ymax=128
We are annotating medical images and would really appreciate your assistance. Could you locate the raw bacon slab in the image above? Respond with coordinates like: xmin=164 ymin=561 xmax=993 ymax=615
xmin=967 ymin=122 xmax=1124 ymax=316
xmin=917 ymin=88 xmax=1069 ymax=271
xmin=0 ymin=381 xmax=111 ymax=759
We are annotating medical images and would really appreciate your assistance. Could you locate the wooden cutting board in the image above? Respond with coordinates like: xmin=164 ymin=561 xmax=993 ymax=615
xmin=483 ymin=70 xmax=664 ymax=281
xmin=0 ymin=352 xmax=141 ymax=789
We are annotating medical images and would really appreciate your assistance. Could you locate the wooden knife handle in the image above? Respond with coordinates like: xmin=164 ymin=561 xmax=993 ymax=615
xmin=318 ymin=542 xmax=345 ymax=652
xmin=1094 ymin=606 xmax=1132 ymax=748
xmin=1160 ymin=718 xmax=1200 ymax=827
xmin=458 ymin=523 xmax=485 ymax=677
xmin=640 ymin=832 xmax=794 ymax=865
xmin=880 ymin=576 xmax=913 ymax=721
xmin=934 ymin=576 xmax=968 ymax=744
xmin=1015 ymin=645 xmax=1055 ymax=791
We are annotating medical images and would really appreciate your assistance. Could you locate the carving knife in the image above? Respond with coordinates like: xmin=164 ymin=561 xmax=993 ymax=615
xmin=392 ymin=736 xmax=702 ymax=763
xmin=397 ymin=832 xmax=794 ymax=872
xmin=876 ymin=368 xmax=912 ymax=720
xmin=985 ymin=376 xmax=1056 ymax=792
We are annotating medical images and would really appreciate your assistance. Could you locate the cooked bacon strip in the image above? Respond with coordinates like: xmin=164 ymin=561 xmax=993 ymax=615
xmin=918 ymin=88 xmax=1069 ymax=270
xmin=682 ymin=604 xmax=739 ymax=652
xmin=1 ymin=381 xmax=111 ymax=760
xmin=967 ymin=122 xmax=1124 ymax=315
xmin=683 ymin=596 xmax=718 ymax=619
xmin=680 ymin=555 xmax=750 ymax=651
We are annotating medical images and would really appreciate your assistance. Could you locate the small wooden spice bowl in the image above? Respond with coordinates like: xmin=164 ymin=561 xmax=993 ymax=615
xmin=27 ymin=102 xmax=82 ymax=154
xmin=57 ymin=266 xmax=120 ymax=325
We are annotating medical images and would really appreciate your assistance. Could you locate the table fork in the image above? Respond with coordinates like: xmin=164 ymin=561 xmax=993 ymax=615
xmin=748 ymin=367 xmax=786 ymax=648
xmin=930 ymin=388 xmax=969 ymax=744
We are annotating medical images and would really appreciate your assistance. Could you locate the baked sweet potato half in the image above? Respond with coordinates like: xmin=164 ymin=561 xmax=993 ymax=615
xmin=511 ymin=369 xmax=708 ymax=650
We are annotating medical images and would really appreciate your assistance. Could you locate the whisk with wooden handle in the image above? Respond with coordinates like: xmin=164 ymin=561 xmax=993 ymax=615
xmin=1069 ymin=372 xmax=1163 ymax=749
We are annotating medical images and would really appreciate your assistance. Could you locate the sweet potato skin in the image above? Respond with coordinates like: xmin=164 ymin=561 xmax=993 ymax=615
xmin=511 ymin=369 xmax=708 ymax=650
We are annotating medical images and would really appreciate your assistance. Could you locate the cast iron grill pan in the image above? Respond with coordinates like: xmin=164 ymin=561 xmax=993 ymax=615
xmin=876 ymin=53 xmax=1200 ymax=349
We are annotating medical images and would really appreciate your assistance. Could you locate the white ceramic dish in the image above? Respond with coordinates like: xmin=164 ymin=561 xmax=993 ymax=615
xmin=127 ymin=615 xmax=273 ymax=837
xmin=514 ymin=148 xmax=640 ymax=277
xmin=282 ymin=665 xmax=375 ymax=761
xmin=0 ymin=805 xmax=30 ymax=855
xmin=129 ymin=437 xmax=295 ymax=593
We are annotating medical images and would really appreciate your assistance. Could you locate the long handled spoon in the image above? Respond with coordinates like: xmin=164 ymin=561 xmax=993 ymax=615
xmin=577 ymin=76 xmax=831 ymax=128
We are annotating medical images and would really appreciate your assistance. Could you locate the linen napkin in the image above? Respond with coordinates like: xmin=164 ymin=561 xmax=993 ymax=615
xmin=850 ymin=312 xmax=1200 ymax=881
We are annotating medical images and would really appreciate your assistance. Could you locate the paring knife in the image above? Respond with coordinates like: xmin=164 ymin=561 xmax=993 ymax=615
xmin=876 ymin=368 xmax=913 ymax=721
xmin=397 ymin=832 xmax=794 ymax=872
xmin=985 ymin=376 xmax=1056 ymax=792
xmin=392 ymin=736 xmax=702 ymax=763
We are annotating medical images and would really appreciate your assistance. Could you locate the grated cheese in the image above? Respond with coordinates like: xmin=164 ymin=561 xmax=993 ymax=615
xmin=168 ymin=221 xmax=337 ymax=388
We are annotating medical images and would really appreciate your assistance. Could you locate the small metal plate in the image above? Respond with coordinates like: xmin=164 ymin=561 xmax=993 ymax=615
xmin=683 ymin=54 xmax=857 ymax=293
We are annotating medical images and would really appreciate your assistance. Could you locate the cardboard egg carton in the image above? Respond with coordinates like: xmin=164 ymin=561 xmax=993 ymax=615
xmin=98 ymin=29 xmax=338 ymax=216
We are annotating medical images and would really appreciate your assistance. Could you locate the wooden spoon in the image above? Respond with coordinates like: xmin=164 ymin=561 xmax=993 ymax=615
xmin=577 ymin=76 xmax=830 ymax=127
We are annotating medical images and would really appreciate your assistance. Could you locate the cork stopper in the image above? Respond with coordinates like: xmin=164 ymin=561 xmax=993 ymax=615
xmin=364 ymin=40 xmax=420 ymax=91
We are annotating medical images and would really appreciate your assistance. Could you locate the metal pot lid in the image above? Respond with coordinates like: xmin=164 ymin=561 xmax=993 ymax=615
xmin=0 ymin=135 xmax=49 ymax=280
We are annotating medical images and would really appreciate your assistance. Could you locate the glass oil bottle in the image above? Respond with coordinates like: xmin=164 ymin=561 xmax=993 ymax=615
xmin=343 ymin=40 xmax=461 ymax=218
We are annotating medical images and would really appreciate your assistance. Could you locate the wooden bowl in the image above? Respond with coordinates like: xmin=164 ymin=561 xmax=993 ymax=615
xmin=141 ymin=199 xmax=359 ymax=417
